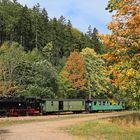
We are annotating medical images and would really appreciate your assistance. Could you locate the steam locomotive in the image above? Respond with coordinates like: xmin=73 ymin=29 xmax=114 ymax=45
xmin=0 ymin=96 xmax=41 ymax=116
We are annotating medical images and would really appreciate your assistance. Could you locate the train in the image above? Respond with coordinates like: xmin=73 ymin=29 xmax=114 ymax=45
xmin=0 ymin=96 xmax=125 ymax=117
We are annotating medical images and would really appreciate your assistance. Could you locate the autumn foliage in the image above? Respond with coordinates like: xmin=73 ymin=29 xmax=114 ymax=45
xmin=107 ymin=0 xmax=140 ymax=50
xmin=62 ymin=51 xmax=85 ymax=90
xmin=101 ymin=0 xmax=140 ymax=108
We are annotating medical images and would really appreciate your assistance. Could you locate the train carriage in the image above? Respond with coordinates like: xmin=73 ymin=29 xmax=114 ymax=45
xmin=42 ymin=99 xmax=85 ymax=114
xmin=86 ymin=99 xmax=125 ymax=112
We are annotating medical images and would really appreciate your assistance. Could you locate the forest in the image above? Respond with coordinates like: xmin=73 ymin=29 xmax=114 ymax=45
xmin=0 ymin=0 xmax=139 ymax=109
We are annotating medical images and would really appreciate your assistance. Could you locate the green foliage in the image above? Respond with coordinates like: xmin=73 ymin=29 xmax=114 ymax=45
xmin=106 ymin=0 xmax=122 ymax=12
xmin=59 ymin=48 xmax=110 ymax=99
xmin=81 ymin=48 xmax=109 ymax=99
xmin=57 ymin=71 xmax=72 ymax=98
xmin=0 ymin=0 xmax=106 ymax=99
xmin=86 ymin=26 xmax=103 ymax=54
xmin=1 ymin=0 xmax=138 ymax=110
xmin=0 ymin=0 xmax=102 ymax=67
xmin=42 ymin=42 xmax=53 ymax=61
xmin=0 ymin=42 xmax=25 ymax=96
xmin=0 ymin=42 xmax=58 ymax=97
xmin=15 ymin=57 xmax=58 ymax=98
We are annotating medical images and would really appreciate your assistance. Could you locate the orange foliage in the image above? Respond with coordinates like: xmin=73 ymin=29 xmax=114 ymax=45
xmin=107 ymin=0 xmax=140 ymax=50
xmin=63 ymin=51 xmax=86 ymax=90
xmin=101 ymin=0 xmax=140 ymax=90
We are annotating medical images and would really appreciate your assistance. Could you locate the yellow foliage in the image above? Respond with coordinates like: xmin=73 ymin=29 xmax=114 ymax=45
xmin=80 ymin=47 xmax=96 ymax=56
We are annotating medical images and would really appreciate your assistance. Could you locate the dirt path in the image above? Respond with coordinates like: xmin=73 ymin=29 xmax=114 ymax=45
xmin=0 ymin=112 xmax=129 ymax=140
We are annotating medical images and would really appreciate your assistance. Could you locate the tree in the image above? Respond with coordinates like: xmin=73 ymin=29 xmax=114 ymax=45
xmin=86 ymin=26 xmax=103 ymax=54
xmin=61 ymin=51 xmax=86 ymax=98
xmin=91 ymin=28 xmax=103 ymax=54
xmin=0 ymin=0 xmax=22 ymax=44
xmin=57 ymin=71 xmax=72 ymax=98
xmin=0 ymin=0 xmax=103 ymax=69
xmin=80 ymin=48 xmax=109 ymax=99
xmin=106 ymin=0 xmax=122 ymax=12
xmin=14 ymin=48 xmax=58 ymax=98
xmin=15 ymin=5 xmax=32 ymax=50
xmin=63 ymin=51 xmax=85 ymax=90
xmin=0 ymin=42 xmax=25 ymax=96
xmin=87 ymin=25 xmax=92 ymax=38
xmin=106 ymin=0 xmax=140 ymax=55
xmin=0 ymin=42 xmax=58 ymax=98
xmin=42 ymin=42 xmax=53 ymax=62
xmin=101 ymin=0 xmax=140 ymax=108
xmin=26 ymin=60 xmax=57 ymax=98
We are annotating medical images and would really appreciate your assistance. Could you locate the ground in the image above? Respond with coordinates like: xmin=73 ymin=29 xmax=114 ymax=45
xmin=0 ymin=112 xmax=131 ymax=140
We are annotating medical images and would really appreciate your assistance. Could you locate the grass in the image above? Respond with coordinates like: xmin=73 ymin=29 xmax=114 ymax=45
xmin=108 ymin=112 xmax=140 ymax=126
xmin=65 ymin=113 xmax=140 ymax=140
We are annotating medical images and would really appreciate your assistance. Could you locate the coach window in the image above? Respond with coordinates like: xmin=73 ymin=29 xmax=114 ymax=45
xmin=103 ymin=101 xmax=106 ymax=105
xmin=94 ymin=102 xmax=96 ymax=105
xmin=99 ymin=101 xmax=101 ymax=105
xmin=51 ymin=101 xmax=53 ymax=106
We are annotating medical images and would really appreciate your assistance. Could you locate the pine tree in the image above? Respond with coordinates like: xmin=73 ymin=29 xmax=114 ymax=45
xmin=15 ymin=5 xmax=32 ymax=50
xmin=91 ymin=28 xmax=102 ymax=54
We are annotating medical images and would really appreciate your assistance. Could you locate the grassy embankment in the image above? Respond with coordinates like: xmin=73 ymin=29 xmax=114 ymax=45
xmin=65 ymin=112 xmax=140 ymax=140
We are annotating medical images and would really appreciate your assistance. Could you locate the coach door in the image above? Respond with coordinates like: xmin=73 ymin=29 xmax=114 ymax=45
xmin=59 ymin=101 xmax=63 ymax=111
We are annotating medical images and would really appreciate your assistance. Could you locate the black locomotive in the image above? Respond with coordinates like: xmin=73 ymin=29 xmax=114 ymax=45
xmin=0 ymin=96 xmax=41 ymax=116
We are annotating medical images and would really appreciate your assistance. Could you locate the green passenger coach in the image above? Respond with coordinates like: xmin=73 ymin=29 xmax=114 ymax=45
xmin=88 ymin=99 xmax=125 ymax=112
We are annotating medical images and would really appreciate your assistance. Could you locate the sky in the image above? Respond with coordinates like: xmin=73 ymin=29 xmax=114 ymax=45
xmin=18 ymin=0 xmax=113 ymax=34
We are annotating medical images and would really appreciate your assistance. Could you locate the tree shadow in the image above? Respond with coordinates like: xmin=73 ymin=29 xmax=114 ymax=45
xmin=0 ymin=129 xmax=10 ymax=135
xmin=0 ymin=129 xmax=11 ymax=140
